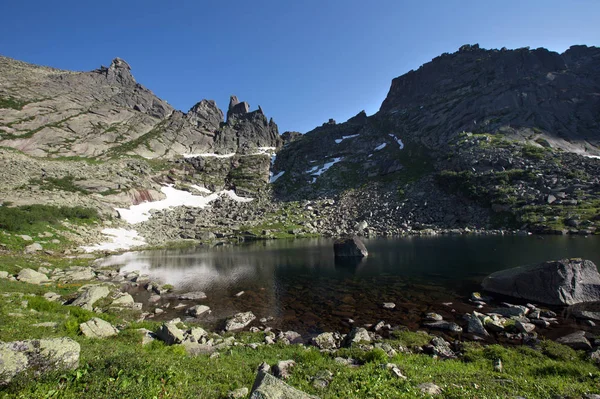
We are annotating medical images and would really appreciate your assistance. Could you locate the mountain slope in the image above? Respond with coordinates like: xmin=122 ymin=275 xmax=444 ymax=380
xmin=0 ymin=57 xmax=281 ymax=159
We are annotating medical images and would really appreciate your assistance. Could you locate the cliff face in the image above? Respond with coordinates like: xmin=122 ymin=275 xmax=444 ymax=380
xmin=0 ymin=57 xmax=281 ymax=159
xmin=271 ymin=45 xmax=600 ymax=234
xmin=380 ymin=44 xmax=600 ymax=149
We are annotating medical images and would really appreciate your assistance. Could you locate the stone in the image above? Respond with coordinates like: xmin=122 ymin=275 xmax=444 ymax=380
xmin=63 ymin=267 xmax=95 ymax=281
xmin=312 ymin=332 xmax=339 ymax=350
xmin=515 ymin=320 xmax=536 ymax=334
xmin=24 ymin=243 xmax=43 ymax=254
xmin=71 ymin=285 xmax=110 ymax=310
xmin=382 ymin=363 xmax=407 ymax=379
xmin=489 ymin=305 xmax=528 ymax=318
xmin=418 ymin=383 xmax=443 ymax=395
xmin=137 ymin=328 xmax=156 ymax=346
xmin=155 ymin=323 xmax=185 ymax=345
xmin=343 ymin=327 xmax=371 ymax=346
xmin=423 ymin=320 xmax=463 ymax=333
xmin=333 ymin=236 xmax=368 ymax=257
xmin=225 ymin=311 xmax=256 ymax=331
xmin=79 ymin=318 xmax=119 ymax=338
xmin=32 ymin=322 xmax=58 ymax=328
xmin=18 ymin=235 xmax=33 ymax=241
xmin=425 ymin=336 xmax=456 ymax=359
xmin=0 ymin=338 xmax=80 ymax=385
xmin=249 ymin=367 xmax=318 ymax=399
xmin=277 ymin=331 xmax=303 ymax=345
xmin=425 ymin=312 xmax=443 ymax=321
xmin=382 ymin=302 xmax=396 ymax=309
xmin=111 ymin=293 xmax=135 ymax=307
xmin=178 ymin=291 xmax=207 ymax=300
xmin=482 ymin=258 xmax=600 ymax=305
xmin=43 ymin=292 xmax=61 ymax=302
xmin=556 ymin=331 xmax=592 ymax=350
xmin=311 ymin=370 xmax=333 ymax=389
xmin=272 ymin=360 xmax=296 ymax=379
xmin=0 ymin=271 xmax=9 ymax=279
xmin=227 ymin=387 xmax=249 ymax=399
xmin=16 ymin=268 xmax=48 ymax=284
xmin=188 ymin=327 xmax=208 ymax=342
xmin=464 ymin=312 xmax=489 ymax=336
xmin=187 ymin=305 xmax=211 ymax=317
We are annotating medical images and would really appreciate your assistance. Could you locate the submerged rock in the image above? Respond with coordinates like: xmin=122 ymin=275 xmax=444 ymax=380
xmin=482 ymin=258 xmax=600 ymax=305
xmin=333 ymin=236 xmax=368 ymax=258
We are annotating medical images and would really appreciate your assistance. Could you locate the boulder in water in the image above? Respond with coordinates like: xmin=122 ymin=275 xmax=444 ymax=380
xmin=482 ymin=258 xmax=600 ymax=305
xmin=333 ymin=236 xmax=368 ymax=258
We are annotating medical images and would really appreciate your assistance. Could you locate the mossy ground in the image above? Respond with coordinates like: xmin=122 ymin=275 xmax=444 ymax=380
xmin=0 ymin=253 xmax=599 ymax=398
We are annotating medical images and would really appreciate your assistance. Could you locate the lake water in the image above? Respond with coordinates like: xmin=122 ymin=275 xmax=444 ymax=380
xmin=99 ymin=235 xmax=600 ymax=337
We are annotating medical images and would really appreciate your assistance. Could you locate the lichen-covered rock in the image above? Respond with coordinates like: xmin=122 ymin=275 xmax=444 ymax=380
xmin=79 ymin=318 xmax=119 ymax=338
xmin=225 ymin=311 xmax=256 ymax=331
xmin=482 ymin=259 xmax=600 ymax=305
xmin=16 ymin=268 xmax=48 ymax=285
xmin=250 ymin=367 xmax=318 ymax=399
xmin=0 ymin=338 xmax=80 ymax=385
xmin=343 ymin=327 xmax=371 ymax=347
xmin=156 ymin=322 xmax=185 ymax=345
xmin=311 ymin=332 xmax=339 ymax=350
xmin=111 ymin=293 xmax=135 ymax=307
xmin=71 ymin=285 xmax=111 ymax=310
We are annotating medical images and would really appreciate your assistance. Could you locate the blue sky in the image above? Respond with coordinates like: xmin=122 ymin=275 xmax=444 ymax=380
xmin=1 ymin=0 xmax=598 ymax=133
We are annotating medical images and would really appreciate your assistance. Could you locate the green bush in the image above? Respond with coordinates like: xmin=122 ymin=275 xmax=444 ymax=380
xmin=0 ymin=204 xmax=98 ymax=231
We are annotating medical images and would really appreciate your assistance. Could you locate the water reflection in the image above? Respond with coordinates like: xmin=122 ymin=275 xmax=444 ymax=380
xmin=97 ymin=236 xmax=600 ymax=335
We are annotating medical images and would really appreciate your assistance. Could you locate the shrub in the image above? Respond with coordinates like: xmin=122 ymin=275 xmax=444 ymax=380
xmin=0 ymin=204 xmax=98 ymax=231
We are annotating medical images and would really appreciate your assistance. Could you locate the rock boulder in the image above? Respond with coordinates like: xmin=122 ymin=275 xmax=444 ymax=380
xmin=482 ymin=258 xmax=600 ymax=305
xmin=333 ymin=236 xmax=368 ymax=258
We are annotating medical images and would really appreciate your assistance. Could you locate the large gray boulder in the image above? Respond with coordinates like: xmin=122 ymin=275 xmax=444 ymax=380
xmin=16 ymin=268 xmax=48 ymax=284
xmin=71 ymin=285 xmax=111 ymax=310
xmin=333 ymin=236 xmax=368 ymax=258
xmin=0 ymin=338 xmax=80 ymax=385
xmin=482 ymin=258 xmax=600 ymax=305
xmin=250 ymin=365 xmax=318 ymax=399
xmin=79 ymin=318 xmax=119 ymax=338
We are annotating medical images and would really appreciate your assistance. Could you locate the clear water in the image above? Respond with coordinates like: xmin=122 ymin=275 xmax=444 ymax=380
xmin=99 ymin=235 xmax=600 ymax=336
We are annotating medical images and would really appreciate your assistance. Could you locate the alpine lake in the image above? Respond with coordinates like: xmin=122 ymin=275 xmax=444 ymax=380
xmin=99 ymin=235 xmax=600 ymax=341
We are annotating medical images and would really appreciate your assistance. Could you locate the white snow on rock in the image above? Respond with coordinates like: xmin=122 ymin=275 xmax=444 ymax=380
xmin=335 ymin=134 xmax=360 ymax=144
xmin=388 ymin=134 xmax=404 ymax=149
xmin=116 ymin=185 xmax=252 ymax=224
xmin=190 ymin=184 xmax=212 ymax=194
xmin=81 ymin=228 xmax=146 ymax=252
xmin=585 ymin=154 xmax=600 ymax=159
xmin=269 ymin=171 xmax=285 ymax=183
xmin=374 ymin=143 xmax=387 ymax=151
xmin=183 ymin=152 xmax=236 ymax=159
xmin=306 ymin=157 xmax=343 ymax=183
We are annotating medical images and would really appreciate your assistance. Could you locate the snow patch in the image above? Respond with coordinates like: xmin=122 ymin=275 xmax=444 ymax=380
xmin=388 ymin=134 xmax=404 ymax=149
xmin=585 ymin=154 xmax=600 ymax=159
xmin=269 ymin=171 xmax=285 ymax=183
xmin=115 ymin=185 xmax=252 ymax=224
xmin=183 ymin=152 xmax=236 ymax=159
xmin=81 ymin=228 xmax=146 ymax=253
xmin=374 ymin=143 xmax=387 ymax=151
xmin=334 ymin=134 xmax=360 ymax=144
xmin=190 ymin=184 xmax=212 ymax=194
xmin=306 ymin=157 xmax=343 ymax=183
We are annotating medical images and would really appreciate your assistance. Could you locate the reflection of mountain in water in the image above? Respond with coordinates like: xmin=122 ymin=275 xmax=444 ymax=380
xmin=96 ymin=236 xmax=600 ymax=335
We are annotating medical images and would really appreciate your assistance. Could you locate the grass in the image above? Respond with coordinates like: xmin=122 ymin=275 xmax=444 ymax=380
xmin=27 ymin=176 xmax=89 ymax=194
xmin=0 ymin=96 xmax=29 ymax=110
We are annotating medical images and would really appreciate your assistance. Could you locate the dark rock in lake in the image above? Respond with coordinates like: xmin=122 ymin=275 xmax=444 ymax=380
xmin=333 ymin=236 xmax=368 ymax=258
xmin=482 ymin=258 xmax=600 ymax=305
